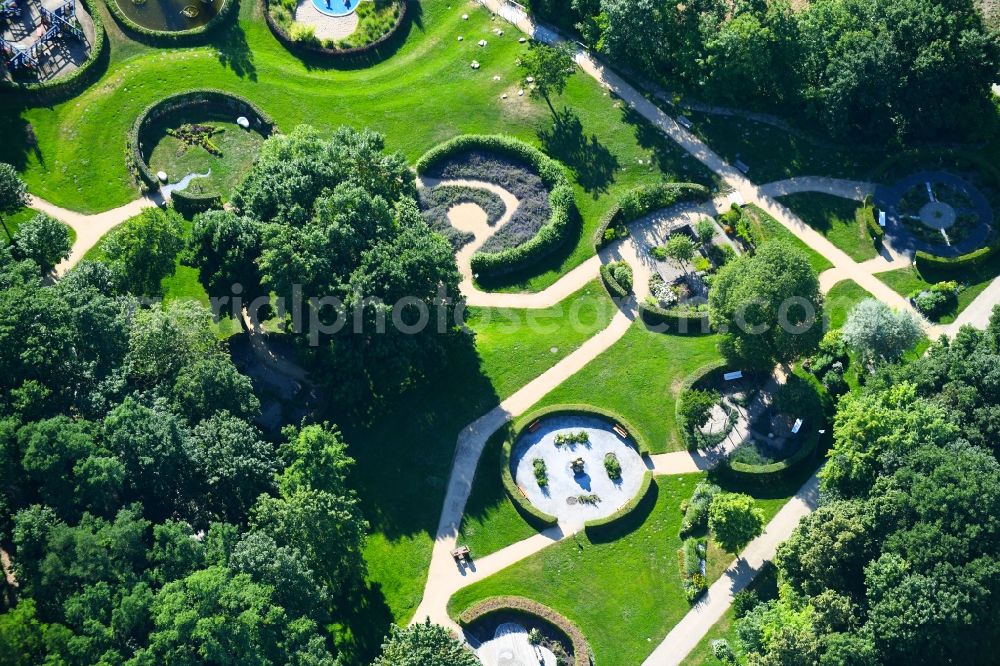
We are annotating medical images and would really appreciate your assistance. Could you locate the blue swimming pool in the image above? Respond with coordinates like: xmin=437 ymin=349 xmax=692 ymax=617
xmin=310 ymin=0 xmax=359 ymax=17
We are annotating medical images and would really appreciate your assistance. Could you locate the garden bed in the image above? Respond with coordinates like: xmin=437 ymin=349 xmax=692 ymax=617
xmin=418 ymin=184 xmax=507 ymax=249
xmin=415 ymin=135 xmax=575 ymax=279
xmin=128 ymin=90 xmax=277 ymax=200
xmin=264 ymin=0 xmax=407 ymax=56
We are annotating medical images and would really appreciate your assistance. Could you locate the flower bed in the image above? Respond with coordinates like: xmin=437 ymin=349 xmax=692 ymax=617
xmin=594 ymin=182 xmax=712 ymax=249
xmin=264 ymin=0 xmax=408 ymax=58
xmin=456 ymin=596 xmax=593 ymax=666
xmin=415 ymin=135 xmax=575 ymax=279
xmin=418 ymin=184 xmax=507 ymax=249
xmin=678 ymin=537 xmax=707 ymax=602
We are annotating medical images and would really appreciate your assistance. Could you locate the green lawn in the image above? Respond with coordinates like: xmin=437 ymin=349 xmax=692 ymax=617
xmin=824 ymin=279 xmax=872 ymax=329
xmin=745 ymin=204 xmax=835 ymax=275
xmin=449 ymin=470 xmax=810 ymax=666
xmin=2 ymin=0 xmax=715 ymax=294
xmin=778 ymin=192 xmax=877 ymax=262
xmin=465 ymin=279 xmax=616 ymax=399
xmin=147 ymin=120 xmax=266 ymax=199
xmin=527 ymin=322 xmax=721 ymax=454
xmin=874 ymin=264 xmax=997 ymax=325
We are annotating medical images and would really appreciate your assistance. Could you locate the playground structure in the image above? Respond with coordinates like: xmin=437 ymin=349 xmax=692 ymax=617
xmin=1 ymin=0 xmax=91 ymax=82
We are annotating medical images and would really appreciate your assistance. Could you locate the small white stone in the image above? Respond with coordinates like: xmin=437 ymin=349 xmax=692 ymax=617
xmin=236 ymin=116 xmax=250 ymax=129
xmin=461 ymin=13 xmax=468 ymax=19
xmin=157 ymin=171 xmax=168 ymax=183
xmin=470 ymin=60 xmax=480 ymax=69
xmin=518 ymin=37 xmax=526 ymax=43
xmin=492 ymin=75 xmax=500 ymax=81
xmin=478 ymin=39 xmax=487 ymax=46
xmin=517 ymin=89 xmax=524 ymax=96
xmin=525 ymin=76 xmax=534 ymax=83
xmin=457 ymin=35 xmax=463 ymax=41
xmin=501 ymin=94 xmax=508 ymax=99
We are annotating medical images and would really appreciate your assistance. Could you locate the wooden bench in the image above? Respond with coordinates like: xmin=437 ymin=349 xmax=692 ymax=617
xmin=451 ymin=545 xmax=471 ymax=562
xmin=613 ymin=423 xmax=628 ymax=439
xmin=527 ymin=419 xmax=541 ymax=433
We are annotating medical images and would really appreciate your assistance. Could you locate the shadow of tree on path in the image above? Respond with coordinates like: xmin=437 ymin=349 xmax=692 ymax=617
xmin=539 ymin=107 xmax=619 ymax=198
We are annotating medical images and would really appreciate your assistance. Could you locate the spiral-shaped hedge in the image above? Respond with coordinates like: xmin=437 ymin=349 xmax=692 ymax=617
xmin=415 ymin=134 xmax=576 ymax=280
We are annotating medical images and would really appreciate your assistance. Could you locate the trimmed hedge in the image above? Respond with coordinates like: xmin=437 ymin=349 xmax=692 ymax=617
xmin=583 ymin=469 xmax=653 ymax=535
xmin=726 ymin=428 xmax=820 ymax=478
xmin=594 ymin=182 xmax=712 ymax=250
xmin=104 ymin=0 xmax=237 ymax=44
xmin=599 ymin=263 xmax=630 ymax=299
xmin=264 ymin=0 xmax=408 ymax=58
xmin=512 ymin=404 xmax=651 ymax=455
xmin=915 ymin=242 xmax=1000 ymax=272
xmin=638 ymin=300 xmax=712 ymax=335
xmin=859 ymin=196 xmax=884 ymax=244
xmin=0 ymin=0 xmax=107 ymax=101
xmin=675 ymin=359 xmax=728 ymax=449
xmin=416 ymin=134 xmax=576 ymax=279
xmin=457 ymin=596 xmax=593 ymax=666
xmin=127 ymin=89 xmax=277 ymax=193
xmin=171 ymin=190 xmax=223 ymax=216
xmin=500 ymin=432 xmax=560 ymax=530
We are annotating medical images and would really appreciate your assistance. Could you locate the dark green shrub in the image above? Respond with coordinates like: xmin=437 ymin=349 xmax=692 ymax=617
xmin=680 ymin=481 xmax=721 ymax=535
xmin=532 ymin=458 xmax=548 ymax=487
xmin=733 ymin=589 xmax=761 ymax=618
xmin=603 ymin=452 xmax=621 ymax=481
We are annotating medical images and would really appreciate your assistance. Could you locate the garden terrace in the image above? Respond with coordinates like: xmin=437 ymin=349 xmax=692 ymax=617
xmin=129 ymin=89 xmax=276 ymax=200
xmin=265 ymin=0 xmax=406 ymax=55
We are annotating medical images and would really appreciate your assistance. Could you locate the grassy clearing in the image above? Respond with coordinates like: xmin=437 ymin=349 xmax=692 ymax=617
xmin=2 ymin=0 xmax=714 ymax=294
xmin=525 ymin=323 xmax=720 ymax=454
xmin=147 ymin=120 xmax=265 ymax=199
xmin=744 ymin=204 xmax=835 ymax=274
xmin=449 ymin=469 xmax=810 ymax=666
xmin=777 ymin=192 xmax=877 ymax=262
xmin=824 ymin=279 xmax=872 ymax=330
xmin=465 ymin=279 xmax=616 ymax=399
xmin=875 ymin=264 xmax=996 ymax=325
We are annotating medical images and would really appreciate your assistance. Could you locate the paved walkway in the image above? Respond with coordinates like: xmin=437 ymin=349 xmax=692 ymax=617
xmin=29 ymin=194 xmax=162 ymax=276
xmin=641 ymin=472 xmax=821 ymax=666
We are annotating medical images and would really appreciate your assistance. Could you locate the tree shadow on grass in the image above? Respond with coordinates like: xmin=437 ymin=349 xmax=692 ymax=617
xmin=539 ymin=107 xmax=619 ymax=198
xmin=621 ymin=105 xmax=719 ymax=188
xmin=213 ymin=23 xmax=257 ymax=81
xmin=329 ymin=580 xmax=395 ymax=664
xmin=0 ymin=102 xmax=41 ymax=171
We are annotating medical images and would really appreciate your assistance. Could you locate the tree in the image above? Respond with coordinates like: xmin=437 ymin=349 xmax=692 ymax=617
xmin=187 ymin=209 xmax=263 ymax=303
xmin=661 ymin=233 xmax=697 ymax=274
xmin=518 ymin=42 xmax=577 ymax=116
xmin=12 ymin=213 xmax=71 ymax=273
xmin=841 ymin=298 xmax=921 ymax=368
xmin=708 ymin=492 xmax=765 ymax=556
xmin=171 ymin=354 xmax=260 ymax=423
xmin=372 ymin=620 xmax=480 ymax=666
xmin=102 ymin=208 xmax=183 ymax=296
xmin=694 ymin=218 xmax=717 ymax=247
xmin=125 ymin=300 xmax=220 ymax=389
xmin=677 ymin=388 xmax=720 ymax=432
xmin=0 ymin=163 xmax=29 ymax=243
xmin=709 ymin=241 xmax=823 ymax=371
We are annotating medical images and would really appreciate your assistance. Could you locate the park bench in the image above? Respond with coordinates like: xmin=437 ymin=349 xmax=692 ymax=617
xmin=613 ymin=423 xmax=628 ymax=439
xmin=527 ymin=419 xmax=541 ymax=433
xmin=450 ymin=545 xmax=471 ymax=562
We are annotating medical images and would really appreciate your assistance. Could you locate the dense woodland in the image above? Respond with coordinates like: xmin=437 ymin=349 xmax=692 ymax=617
xmin=528 ymin=0 xmax=999 ymax=142
xmin=0 ymin=130 xmax=469 ymax=664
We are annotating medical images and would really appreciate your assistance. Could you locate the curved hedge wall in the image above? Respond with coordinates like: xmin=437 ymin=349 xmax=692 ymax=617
xmin=264 ymin=0 xmax=408 ymax=58
xmin=512 ymin=404 xmax=651 ymax=455
xmin=915 ymin=242 xmax=1000 ymax=272
xmin=171 ymin=189 xmax=223 ymax=216
xmin=0 ymin=0 xmax=107 ymax=101
xmin=725 ymin=429 xmax=820 ymax=478
xmin=599 ymin=263 xmax=630 ymax=299
xmin=638 ymin=300 xmax=712 ymax=335
xmin=127 ymin=89 xmax=277 ymax=194
xmin=675 ymin=359 xmax=729 ymax=449
xmin=457 ymin=596 xmax=593 ymax=666
xmin=583 ymin=469 xmax=653 ymax=534
xmin=594 ymin=182 xmax=712 ymax=250
xmin=105 ymin=0 xmax=237 ymax=44
xmin=415 ymin=134 xmax=576 ymax=279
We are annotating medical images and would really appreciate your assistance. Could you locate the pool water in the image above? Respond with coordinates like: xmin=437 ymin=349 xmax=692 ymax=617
xmin=310 ymin=0 xmax=360 ymax=16
xmin=115 ymin=0 xmax=225 ymax=32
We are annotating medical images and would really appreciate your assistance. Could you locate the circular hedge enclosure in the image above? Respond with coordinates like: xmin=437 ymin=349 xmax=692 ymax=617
xmin=105 ymin=0 xmax=237 ymax=43
xmin=264 ymin=0 xmax=408 ymax=58
xmin=128 ymin=89 xmax=277 ymax=211
xmin=415 ymin=134 xmax=576 ymax=280
xmin=458 ymin=596 xmax=594 ymax=666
